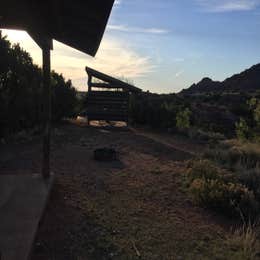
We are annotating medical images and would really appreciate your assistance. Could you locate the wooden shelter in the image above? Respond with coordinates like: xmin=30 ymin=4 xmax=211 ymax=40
xmin=0 ymin=0 xmax=115 ymax=177
xmin=0 ymin=4 xmax=115 ymax=259
xmin=86 ymin=67 xmax=142 ymax=124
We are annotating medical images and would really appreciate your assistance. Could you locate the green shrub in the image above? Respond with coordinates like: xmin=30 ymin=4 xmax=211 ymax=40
xmin=176 ymin=108 xmax=191 ymax=130
xmin=186 ymin=159 xmax=234 ymax=183
xmin=186 ymin=160 xmax=259 ymax=218
xmin=248 ymin=97 xmax=260 ymax=128
xmin=236 ymin=118 xmax=251 ymax=141
xmin=190 ymin=178 xmax=257 ymax=218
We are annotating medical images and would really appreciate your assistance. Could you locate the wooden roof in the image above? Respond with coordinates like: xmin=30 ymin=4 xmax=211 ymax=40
xmin=0 ymin=0 xmax=115 ymax=55
xmin=86 ymin=67 xmax=142 ymax=93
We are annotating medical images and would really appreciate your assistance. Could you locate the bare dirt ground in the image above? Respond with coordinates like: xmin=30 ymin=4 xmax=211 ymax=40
xmin=0 ymin=123 xmax=230 ymax=259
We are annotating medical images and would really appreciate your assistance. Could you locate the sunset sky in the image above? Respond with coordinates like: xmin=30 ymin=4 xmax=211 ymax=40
xmin=2 ymin=0 xmax=260 ymax=93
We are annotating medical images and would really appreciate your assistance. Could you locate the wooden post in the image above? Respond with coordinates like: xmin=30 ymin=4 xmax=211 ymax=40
xmin=28 ymin=33 xmax=53 ymax=178
xmin=42 ymin=45 xmax=51 ymax=178
xmin=88 ymin=74 xmax=92 ymax=93
xmin=87 ymin=74 xmax=92 ymax=125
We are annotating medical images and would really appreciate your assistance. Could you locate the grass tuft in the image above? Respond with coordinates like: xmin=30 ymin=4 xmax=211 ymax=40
xmin=225 ymin=224 xmax=259 ymax=260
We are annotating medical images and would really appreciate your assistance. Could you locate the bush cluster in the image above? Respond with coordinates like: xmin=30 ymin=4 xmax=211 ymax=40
xmin=187 ymin=128 xmax=225 ymax=143
xmin=205 ymin=141 xmax=260 ymax=170
xmin=176 ymin=108 xmax=191 ymax=130
xmin=129 ymin=92 xmax=238 ymax=139
xmin=235 ymin=98 xmax=260 ymax=142
xmin=186 ymin=160 xmax=259 ymax=219
xmin=236 ymin=118 xmax=251 ymax=141
xmin=129 ymin=92 xmax=188 ymax=129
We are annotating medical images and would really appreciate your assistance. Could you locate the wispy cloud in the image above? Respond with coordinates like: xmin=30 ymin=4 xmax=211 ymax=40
xmin=113 ymin=0 xmax=123 ymax=9
xmin=197 ymin=0 xmax=260 ymax=12
xmin=114 ymin=0 xmax=121 ymax=5
xmin=175 ymin=70 xmax=184 ymax=78
xmin=173 ymin=58 xmax=185 ymax=62
xmin=107 ymin=24 xmax=169 ymax=34
xmin=53 ymin=38 xmax=155 ymax=90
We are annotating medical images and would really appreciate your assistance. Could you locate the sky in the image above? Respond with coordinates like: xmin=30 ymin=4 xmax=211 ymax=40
xmin=2 ymin=0 xmax=260 ymax=93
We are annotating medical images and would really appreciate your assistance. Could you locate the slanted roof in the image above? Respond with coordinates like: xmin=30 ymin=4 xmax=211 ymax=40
xmin=0 ymin=0 xmax=115 ymax=55
xmin=86 ymin=66 xmax=142 ymax=93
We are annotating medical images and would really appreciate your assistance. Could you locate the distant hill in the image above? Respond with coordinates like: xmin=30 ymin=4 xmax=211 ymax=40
xmin=181 ymin=64 xmax=260 ymax=95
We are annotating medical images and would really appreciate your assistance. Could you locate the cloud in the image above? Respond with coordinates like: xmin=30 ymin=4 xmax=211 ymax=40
xmin=113 ymin=0 xmax=122 ymax=9
xmin=114 ymin=0 xmax=121 ymax=5
xmin=107 ymin=24 xmax=169 ymax=34
xmin=51 ymin=38 xmax=155 ymax=90
xmin=175 ymin=70 xmax=184 ymax=78
xmin=2 ymin=29 xmax=154 ymax=91
xmin=53 ymin=37 xmax=155 ymax=83
xmin=197 ymin=0 xmax=260 ymax=12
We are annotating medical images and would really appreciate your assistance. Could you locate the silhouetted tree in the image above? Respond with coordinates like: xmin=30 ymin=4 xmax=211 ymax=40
xmin=0 ymin=32 xmax=77 ymax=138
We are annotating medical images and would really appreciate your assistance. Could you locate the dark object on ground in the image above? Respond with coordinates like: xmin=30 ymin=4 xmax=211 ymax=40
xmin=94 ymin=148 xmax=117 ymax=161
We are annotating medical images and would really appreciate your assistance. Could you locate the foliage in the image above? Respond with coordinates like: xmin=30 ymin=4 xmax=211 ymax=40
xmin=205 ymin=140 xmax=260 ymax=208
xmin=205 ymin=140 xmax=260 ymax=170
xmin=129 ymin=91 xmax=252 ymax=138
xmin=186 ymin=160 xmax=259 ymax=219
xmin=176 ymin=108 xmax=191 ymax=130
xmin=187 ymin=127 xmax=225 ymax=143
xmin=129 ymin=92 xmax=187 ymax=129
xmin=237 ymin=167 xmax=260 ymax=202
xmin=235 ymin=98 xmax=260 ymax=142
xmin=236 ymin=118 xmax=251 ymax=141
xmin=128 ymin=77 xmax=260 ymax=139
xmin=186 ymin=159 xmax=235 ymax=183
xmin=51 ymin=73 xmax=77 ymax=121
xmin=248 ymin=97 xmax=260 ymax=128
xmin=0 ymin=32 xmax=77 ymax=138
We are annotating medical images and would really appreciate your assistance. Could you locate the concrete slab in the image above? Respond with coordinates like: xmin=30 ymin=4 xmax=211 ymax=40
xmin=0 ymin=174 xmax=54 ymax=260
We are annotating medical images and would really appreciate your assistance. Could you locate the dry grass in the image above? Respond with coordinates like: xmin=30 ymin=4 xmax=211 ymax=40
xmin=225 ymin=224 xmax=260 ymax=260
xmin=225 ymin=140 xmax=260 ymax=163
xmin=6 ymin=124 xmax=259 ymax=259
xmin=205 ymin=139 xmax=260 ymax=170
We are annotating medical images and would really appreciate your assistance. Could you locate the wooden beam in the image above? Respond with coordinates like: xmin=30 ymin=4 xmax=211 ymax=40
xmin=41 ymin=39 xmax=52 ymax=179
xmin=1 ymin=0 xmax=115 ymax=56
xmin=90 ymin=83 xmax=125 ymax=89
xmin=91 ymin=83 xmax=113 ymax=88
xmin=88 ymin=91 xmax=129 ymax=97
xmin=86 ymin=66 xmax=142 ymax=93
xmin=88 ymin=74 xmax=92 ymax=92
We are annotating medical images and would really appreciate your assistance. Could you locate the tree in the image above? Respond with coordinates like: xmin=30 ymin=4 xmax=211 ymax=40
xmin=52 ymin=73 xmax=77 ymax=121
xmin=0 ymin=32 xmax=78 ymax=138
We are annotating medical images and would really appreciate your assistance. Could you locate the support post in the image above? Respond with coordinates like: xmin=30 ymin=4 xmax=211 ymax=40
xmin=88 ymin=74 xmax=92 ymax=93
xmin=42 ymin=45 xmax=51 ymax=178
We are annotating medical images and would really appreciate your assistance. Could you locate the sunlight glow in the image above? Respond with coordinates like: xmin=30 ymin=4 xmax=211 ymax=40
xmin=1 ymin=29 xmax=153 ymax=91
xmin=2 ymin=29 xmax=29 ymax=41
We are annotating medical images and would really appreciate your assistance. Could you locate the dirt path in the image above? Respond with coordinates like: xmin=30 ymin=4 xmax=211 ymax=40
xmin=130 ymin=127 xmax=206 ymax=156
xmin=1 ymin=124 xmax=229 ymax=259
